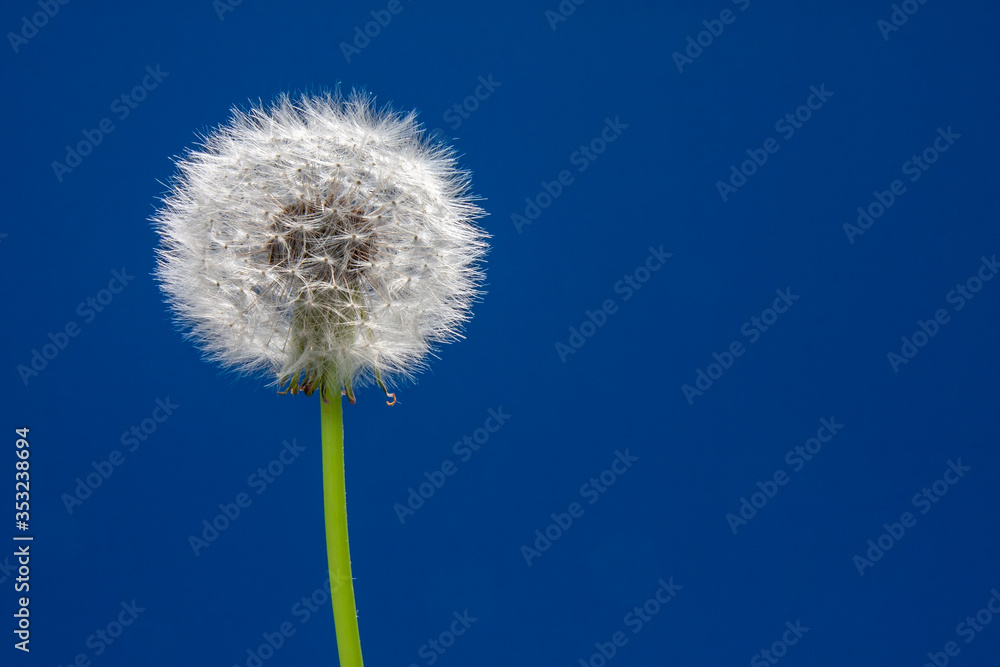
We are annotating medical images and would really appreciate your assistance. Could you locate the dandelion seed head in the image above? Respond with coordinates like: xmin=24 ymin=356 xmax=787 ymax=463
xmin=153 ymin=91 xmax=487 ymax=396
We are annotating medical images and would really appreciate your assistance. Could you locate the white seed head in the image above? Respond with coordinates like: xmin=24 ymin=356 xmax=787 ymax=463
xmin=153 ymin=91 xmax=487 ymax=398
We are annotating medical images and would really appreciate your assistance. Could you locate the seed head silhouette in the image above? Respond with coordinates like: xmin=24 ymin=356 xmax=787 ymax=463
xmin=154 ymin=91 xmax=487 ymax=401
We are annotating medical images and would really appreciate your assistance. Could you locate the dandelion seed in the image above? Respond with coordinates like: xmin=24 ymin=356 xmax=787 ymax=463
xmin=154 ymin=90 xmax=486 ymax=398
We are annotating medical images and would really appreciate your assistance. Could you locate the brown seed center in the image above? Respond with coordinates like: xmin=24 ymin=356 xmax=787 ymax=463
xmin=265 ymin=196 xmax=377 ymax=287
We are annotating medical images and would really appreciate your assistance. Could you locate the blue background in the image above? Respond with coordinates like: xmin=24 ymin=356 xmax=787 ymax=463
xmin=3 ymin=0 xmax=999 ymax=665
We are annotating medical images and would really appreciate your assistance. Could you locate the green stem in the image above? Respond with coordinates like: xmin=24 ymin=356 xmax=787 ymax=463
xmin=321 ymin=389 xmax=364 ymax=667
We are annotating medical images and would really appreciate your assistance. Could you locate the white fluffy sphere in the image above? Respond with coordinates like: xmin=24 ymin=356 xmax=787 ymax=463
xmin=153 ymin=91 xmax=487 ymax=400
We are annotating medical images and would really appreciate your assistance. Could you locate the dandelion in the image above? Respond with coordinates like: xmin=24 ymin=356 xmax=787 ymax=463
xmin=153 ymin=91 xmax=486 ymax=666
